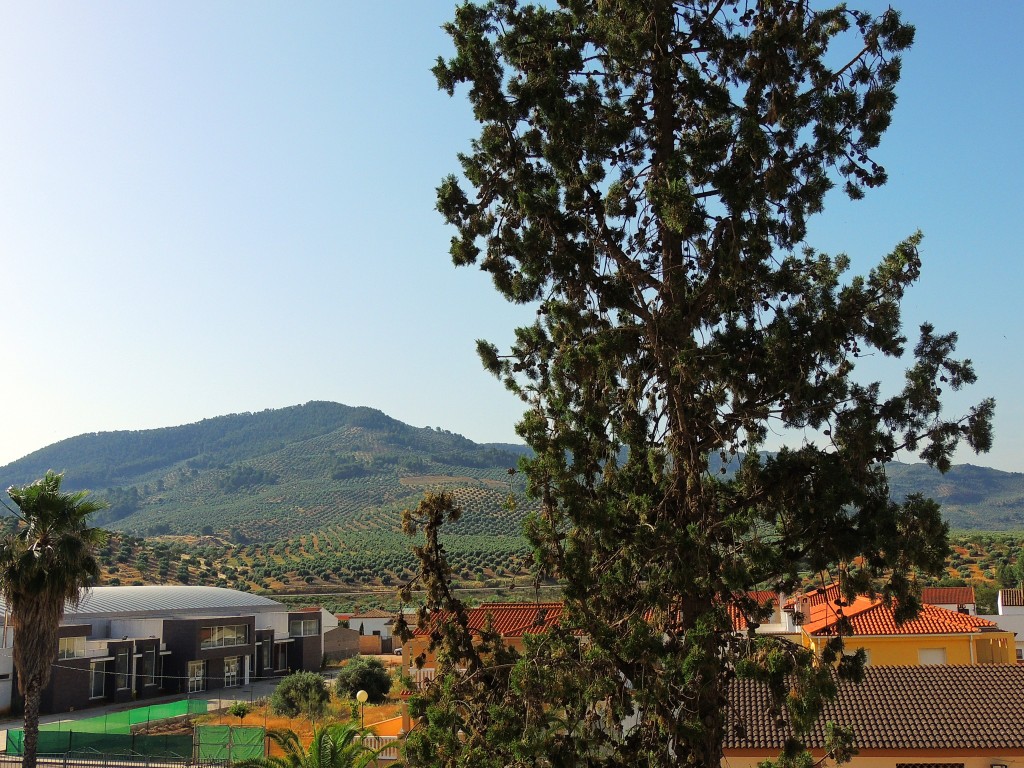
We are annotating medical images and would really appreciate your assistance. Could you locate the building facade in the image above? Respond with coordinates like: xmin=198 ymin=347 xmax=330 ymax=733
xmin=0 ymin=585 xmax=328 ymax=716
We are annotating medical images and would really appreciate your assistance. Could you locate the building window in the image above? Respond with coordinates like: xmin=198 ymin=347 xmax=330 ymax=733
xmin=188 ymin=660 xmax=205 ymax=692
xmin=918 ymin=648 xmax=947 ymax=665
xmin=275 ymin=643 xmax=288 ymax=670
xmin=58 ymin=636 xmax=86 ymax=660
xmin=289 ymin=618 xmax=319 ymax=637
xmin=261 ymin=640 xmax=271 ymax=671
xmin=224 ymin=656 xmax=240 ymax=687
xmin=142 ymin=648 xmax=157 ymax=686
xmin=115 ymin=650 xmax=130 ymax=690
xmin=89 ymin=662 xmax=105 ymax=699
xmin=200 ymin=624 xmax=249 ymax=649
xmin=1016 ymin=647 xmax=1023 ymax=662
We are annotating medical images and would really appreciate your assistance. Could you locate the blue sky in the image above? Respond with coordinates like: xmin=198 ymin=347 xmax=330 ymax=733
xmin=1 ymin=2 xmax=1021 ymax=473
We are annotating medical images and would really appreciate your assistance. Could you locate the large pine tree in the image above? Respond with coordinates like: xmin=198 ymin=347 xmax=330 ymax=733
xmin=403 ymin=2 xmax=995 ymax=766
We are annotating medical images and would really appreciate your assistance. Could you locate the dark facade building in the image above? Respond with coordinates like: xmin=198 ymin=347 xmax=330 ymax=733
xmin=1 ymin=586 xmax=334 ymax=715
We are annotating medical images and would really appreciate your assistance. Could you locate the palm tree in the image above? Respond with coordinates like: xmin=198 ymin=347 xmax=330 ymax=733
xmin=1 ymin=471 xmax=107 ymax=768
xmin=236 ymin=723 xmax=381 ymax=768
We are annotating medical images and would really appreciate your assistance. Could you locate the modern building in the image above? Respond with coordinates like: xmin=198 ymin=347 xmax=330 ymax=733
xmin=0 ymin=585 xmax=328 ymax=716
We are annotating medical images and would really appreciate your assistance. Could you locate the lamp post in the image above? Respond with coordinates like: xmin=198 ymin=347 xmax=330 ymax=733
xmin=356 ymin=689 xmax=368 ymax=729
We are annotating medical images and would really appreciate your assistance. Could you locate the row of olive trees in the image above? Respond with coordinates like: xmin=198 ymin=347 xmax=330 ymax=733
xmin=1 ymin=471 xmax=393 ymax=768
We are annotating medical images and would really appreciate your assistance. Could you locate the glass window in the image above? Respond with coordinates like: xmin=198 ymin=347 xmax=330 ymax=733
xmin=58 ymin=636 xmax=86 ymax=659
xmin=115 ymin=650 xmax=130 ymax=690
xmin=89 ymin=662 xmax=105 ymax=699
xmin=200 ymin=624 xmax=248 ymax=649
xmin=262 ymin=639 xmax=271 ymax=670
xmin=289 ymin=619 xmax=319 ymax=637
xmin=142 ymin=648 xmax=156 ymax=685
xmin=188 ymin=660 xmax=205 ymax=692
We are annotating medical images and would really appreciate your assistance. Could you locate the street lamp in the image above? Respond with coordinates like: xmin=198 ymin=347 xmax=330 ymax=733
xmin=356 ymin=689 xmax=368 ymax=729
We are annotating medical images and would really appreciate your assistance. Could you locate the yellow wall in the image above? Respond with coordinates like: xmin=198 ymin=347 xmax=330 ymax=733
xmin=804 ymin=631 xmax=1015 ymax=665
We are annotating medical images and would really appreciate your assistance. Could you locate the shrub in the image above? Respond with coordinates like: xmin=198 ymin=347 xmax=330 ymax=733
xmin=334 ymin=656 xmax=391 ymax=703
xmin=270 ymin=671 xmax=330 ymax=718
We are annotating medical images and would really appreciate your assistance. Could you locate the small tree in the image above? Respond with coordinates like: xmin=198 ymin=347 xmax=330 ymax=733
xmin=335 ymin=656 xmax=391 ymax=704
xmin=269 ymin=671 xmax=330 ymax=719
xmin=228 ymin=700 xmax=252 ymax=725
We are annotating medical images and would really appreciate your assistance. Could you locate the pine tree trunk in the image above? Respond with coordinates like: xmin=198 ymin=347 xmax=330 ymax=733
xmin=22 ymin=675 xmax=41 ymax=768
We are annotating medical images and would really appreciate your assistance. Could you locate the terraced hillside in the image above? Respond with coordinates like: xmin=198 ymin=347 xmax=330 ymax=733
xmin=4 ymin=402 xmax=1024 ymax=598
xmin=0 ymin=401 xmax=529 ymax=542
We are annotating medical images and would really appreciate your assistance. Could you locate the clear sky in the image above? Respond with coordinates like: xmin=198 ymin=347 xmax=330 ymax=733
xmin=1 ymin=2 xmax=1021 ymax=473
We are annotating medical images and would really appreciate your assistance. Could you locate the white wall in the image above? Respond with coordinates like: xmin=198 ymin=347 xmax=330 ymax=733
xmin=351 ymin=617 xmax=392 ymax=638
xmin=110 ymin=618 xmax=164 ymax=640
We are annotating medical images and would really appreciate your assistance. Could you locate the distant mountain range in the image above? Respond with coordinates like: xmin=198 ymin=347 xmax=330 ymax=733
xmin=1 ymin=401 xmax=1022 ymax=539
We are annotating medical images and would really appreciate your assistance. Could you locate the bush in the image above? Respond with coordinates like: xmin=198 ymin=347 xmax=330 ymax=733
xmin=270 ymin=671 xmax=330 ymax=718
xmin=334 ymin=656 xmax=392 ymax=704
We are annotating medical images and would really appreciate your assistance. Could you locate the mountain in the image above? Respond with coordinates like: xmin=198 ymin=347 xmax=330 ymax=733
xmin=3 ymin=406 xmax=1024 ymax=537
xmin=0 ymin=401 xmax=528 ymax=542
xmin=886 ymin=462 xmax=1024 ymax=530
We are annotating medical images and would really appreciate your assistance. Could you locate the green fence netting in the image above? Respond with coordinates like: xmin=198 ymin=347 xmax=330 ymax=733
xmin=7 ymin=699 xmax=213 ymax=758
xmin=36 ymin=698 xmax=209 ymax=735
xmin=7 ymin=730 xmax=194 ymax=758
xmin=196 ymin=725 xmax=265 ymax=762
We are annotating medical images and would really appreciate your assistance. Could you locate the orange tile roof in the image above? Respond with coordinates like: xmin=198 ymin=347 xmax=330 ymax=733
xmin=419 ymin=596 xmax=780 ymax=637
xmin=921 ymin=586 xmax=975 ymax=606
xmin=415 ymin=602 xmax=564 ymax=638
xmin=351 ymin=608 xmax=394 ymax=619
xmin=727 ymin=665 xmax=1024 ymax=752
xmin=728 ymin=591 xmax=778 ymax=631
xmin=1000 ymin=588 xmax=1024 ymax=607
xmin=784 ymin=583 xmax=844 ymax=610
xmin=804 ymin=595 xmax=1000 ymax=637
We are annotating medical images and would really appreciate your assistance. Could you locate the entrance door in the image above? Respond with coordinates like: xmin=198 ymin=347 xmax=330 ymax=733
xmin=224 ymin=656 xmax=239 ymax=687
xmin=188 ymin=660 xmax=206 ymax=692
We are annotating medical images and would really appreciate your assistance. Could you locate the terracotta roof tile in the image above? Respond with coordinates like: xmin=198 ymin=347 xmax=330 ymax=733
xmin=351 ymin=609 xmax=394 ymax=619
xmin=804 ymin=597 xmax=998 ymax=637
xmin=1000 ymin=588 xmax=1024 ymax=607
xmin=415 ymin=603 xmax=564 ymax=638
xmin=785 ymin=583 xmax=844 ymax=611
xmin=728 ymin=592 xmax=778 ymax=631
xmin=726 ymin=665 xmax=1024 ymax=752
xmin=921 ymin=586 xmax=975 ymax=606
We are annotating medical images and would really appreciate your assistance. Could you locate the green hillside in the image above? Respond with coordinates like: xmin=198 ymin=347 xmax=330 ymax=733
xmin=886 ymin=462 xmax=1024 ymax=530
xmin=0 ymin=401 xmax=527 ymax=542
xmin=3 ymin=402 xmax=1024 ymax=595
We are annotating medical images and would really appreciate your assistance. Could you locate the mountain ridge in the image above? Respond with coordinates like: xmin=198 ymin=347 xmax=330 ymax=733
xmin=1 ymin=401 xmax=1022 ymax=535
